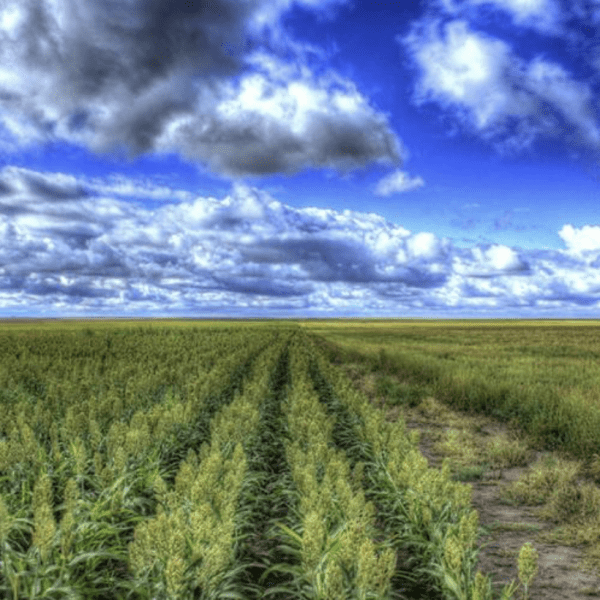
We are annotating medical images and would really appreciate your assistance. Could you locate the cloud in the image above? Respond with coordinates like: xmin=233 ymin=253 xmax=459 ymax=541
xmin=406 ymin=232 xmax=447 ymax=260
xmin=160 ymin=53 xmax=403 ymax=177
xmin=559 ymin=224 xmax=600 ymax=257
xmin=400 ymin=18 xmax=600 ymax=152
xmin=0 ymin=0 xmax=402 ymax=178
xmin=402 ymin=20 xmax=533 ymax=130
xmin=474 ymin=244 xmax=529 ymax=273
xmin=374 ymin=170 xmax=425 ymax=196
xmin=1 ymin=167 xmax=600 ymax=317
xmin=437 ymin=0 xmax=562 ymax=32
xmin=473 ymin=0 xmax=552 ymax=21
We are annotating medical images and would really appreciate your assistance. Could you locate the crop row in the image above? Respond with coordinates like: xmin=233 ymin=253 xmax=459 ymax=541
xmin=127 ymin=336 xmax=289 ymax=598
xmin=307 ymin=335 xmax=534 ymax=600
xmin=270 ymin=336 xmax=396 ymax=599
xmin=0 ymin=325 xmax=535 ymax=599
xmin=0 ymin=327 xmax=282 ymax=598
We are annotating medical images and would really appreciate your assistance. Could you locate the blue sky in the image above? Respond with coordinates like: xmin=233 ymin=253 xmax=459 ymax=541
xmin=1 ymin=0 xmax=600 ymax=318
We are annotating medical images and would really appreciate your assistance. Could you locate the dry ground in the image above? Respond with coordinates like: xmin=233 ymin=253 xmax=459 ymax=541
xmin=341 ymin=362 xmax=600 ymax=600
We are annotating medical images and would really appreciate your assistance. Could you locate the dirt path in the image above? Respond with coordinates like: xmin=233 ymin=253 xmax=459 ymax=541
xmin=408 ymin=418 xmax=600 ymax=599
xmin=341 ymin=364 xmax=600 ymax=599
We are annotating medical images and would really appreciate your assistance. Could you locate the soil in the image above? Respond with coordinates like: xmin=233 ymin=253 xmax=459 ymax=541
xmin=341 ymin=364 xmax=600 ymax=600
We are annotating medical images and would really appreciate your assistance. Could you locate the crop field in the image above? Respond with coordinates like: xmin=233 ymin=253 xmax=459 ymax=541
xmin=300 ymin=319 xmax=600 ymax=597
xmin=0 ymin=320 xmax=554 ymax=599
xmin=302 ymin=319 xmax=600 ymax=461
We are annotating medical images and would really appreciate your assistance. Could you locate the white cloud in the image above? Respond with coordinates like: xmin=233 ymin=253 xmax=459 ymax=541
xmin=1 ymin=166 xmax=600 ymax=317
xmin=477 ymin=0 xmax=549 ymax=20
xmin=436 ymin=0 xmax=562 ymax=32
xmin=374 ymin=170 xmax=425 ymax=196
xmin=85 ymin=175 xmax=195 ymax=202
xmin=454 ymin=244 xmax=528 ymax=276
xmin=406 ymin=232 xmax=446 ymax=260
xmin=525 ymin=58 xmax=600 ymax=146
xmin=479 ymin=244 xmax=527 ymax=271
xmin=0 ymin=0 xmax=402 ymax=178
xmin=559 ymin=224 xmax=600 ymax=256
xmin=247 ymin=0 xmax=348 ymax=35
xmin=402 ymin=20 xmax=532 ymax=129
xmin=158 ymin=54 xmax=403 ymax=177
xmin=401 ymin=18 xmax=600 ymax=151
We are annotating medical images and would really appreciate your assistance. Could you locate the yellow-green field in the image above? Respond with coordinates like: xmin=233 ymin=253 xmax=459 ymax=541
xmin=0 ymin=320 xmax=506 ymax=600
xmin=299 ymin=319 xmax=600 ymax=461
xmin=3 ymin=317 xmax=597 ymax=599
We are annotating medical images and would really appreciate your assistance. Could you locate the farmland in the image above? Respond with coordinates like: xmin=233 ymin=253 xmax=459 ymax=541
xmin=302 ymin=319 xmax=600 ymax=460
xmin=301 ymin=319 xmax=600 ymax=597
xmin=0 ymin=318 xmax=589 ymax=599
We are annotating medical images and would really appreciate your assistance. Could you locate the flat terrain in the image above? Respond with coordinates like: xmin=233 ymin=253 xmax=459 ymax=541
xmin=302 ymin=319 xmax=600 ymax=598
xmin=3 ymin=317 xmax=600 ymax=598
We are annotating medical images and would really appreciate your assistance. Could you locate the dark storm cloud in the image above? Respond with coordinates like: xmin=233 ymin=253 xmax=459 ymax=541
xmin=0 ymin=0 xmax=401 ymax=177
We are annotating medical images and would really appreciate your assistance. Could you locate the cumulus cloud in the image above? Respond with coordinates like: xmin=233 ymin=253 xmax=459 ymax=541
xmin=456 ymin=244 xmax=529 ymax=276
xmin=400 ymin=17 xmax=600 ymax=152
xmin=0 ymin=167 xmax=446 ymax=315
xmin=374 ymin=170 xmax=425 ymax=196
xmin=559 ymin=224 xmax=600 ymax=257
xmin=406 ymin=232 xmax=448 ymax=261
xmin=0 ymin=167 xmax=600 ymax=317
xmin=0 ymin=0 xmax=402 ymax=178
xmin=160 ymin=53 xmax=403 ymax=177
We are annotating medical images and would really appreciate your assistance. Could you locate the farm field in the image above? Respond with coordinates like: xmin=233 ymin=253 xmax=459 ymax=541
xmin=299 ymin=318 xmax=600 ymax=598
xmin=300 ymin=319 xmax=600 ymax=460
xmin=0 ymin=319 xmax=536 ymax=599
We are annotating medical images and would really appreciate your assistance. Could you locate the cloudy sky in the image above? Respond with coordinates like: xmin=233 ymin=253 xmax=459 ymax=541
xmin=1 ymin=0 xmax=600 ymax=318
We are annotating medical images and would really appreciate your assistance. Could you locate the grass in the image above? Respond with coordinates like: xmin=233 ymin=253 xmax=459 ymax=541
xmin=484 ymin=435 xmax=532 ymax=469
xmin=300 ymin=319 xmax=600 ymax=463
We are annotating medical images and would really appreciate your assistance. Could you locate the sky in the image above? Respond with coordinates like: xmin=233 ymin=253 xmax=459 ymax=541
xmin=1 ymin=0 xmax=600 ymax=318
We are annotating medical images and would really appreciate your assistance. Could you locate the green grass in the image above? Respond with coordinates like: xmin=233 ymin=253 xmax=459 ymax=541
xmin=299 ymin=319 xmax=600 ymax=463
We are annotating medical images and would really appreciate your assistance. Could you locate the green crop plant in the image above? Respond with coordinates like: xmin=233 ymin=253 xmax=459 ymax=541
xmin=0 ymin=321 xmax=552 ymax=598
xmin=0 ymin=324 xmax=283 ymax=598
xmin=307 ymin=333 xmax=524 ymax=600
xmin=127 ymin=345 xmax=273 ymax=598
xmin=273 ymin=341 xmax=397 ymax=599
xmin=517 ymin=542 xmax=539 ymax=600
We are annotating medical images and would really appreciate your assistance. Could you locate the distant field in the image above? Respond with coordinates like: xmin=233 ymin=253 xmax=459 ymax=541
xmin=0 ymin=318 xmax=296 ymax=331
xmin=299 ymin=319 xmax=600 ymax=460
